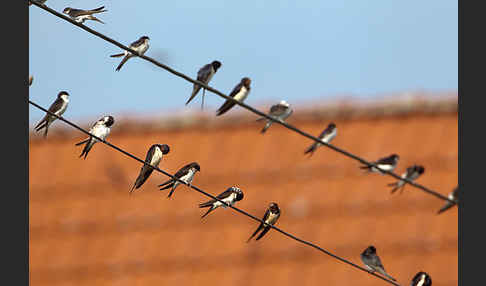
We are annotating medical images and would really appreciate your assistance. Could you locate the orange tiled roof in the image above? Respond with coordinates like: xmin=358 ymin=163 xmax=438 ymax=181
xmin=30 ymin=97 xmax=458 ymax=286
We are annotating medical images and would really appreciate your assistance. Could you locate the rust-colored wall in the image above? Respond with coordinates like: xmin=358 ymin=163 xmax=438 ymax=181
xmin=29 ymin=110 xmax=458 ymax=286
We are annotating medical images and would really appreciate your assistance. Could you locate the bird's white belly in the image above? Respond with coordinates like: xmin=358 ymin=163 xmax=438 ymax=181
xmin=91 ymin=125 xmax=110 ymax=142
xmin=377 ymin=164 xmax=394 ymax=171
xmin=216 ymin=193 xmax=236 ymax=208
xmin=322 ymin=129 xmax=337 ymax=143
xmin=266 ymin=212 xmax=279 ymax=225
xmin=416 ymin=277 xmax=426 ymax=286
xmin=180 ymin=169 xmax=195 ymax=184
xmin=279 ymin=108 xmax=293 ymax=120
xmin=55 ymin=101 xmax=69 ymax=116
xmin=234 ymin=87 xmax=249 ymax=102
xmin=75 ymin=15 xmax=92 ymax=23
xmin=150 ymin=148 xmax=163 ymax=167
xmin=134 ymin=43 xmax=149 ymax=56
xmin=205 ymin=72 xmax=215 ymax=84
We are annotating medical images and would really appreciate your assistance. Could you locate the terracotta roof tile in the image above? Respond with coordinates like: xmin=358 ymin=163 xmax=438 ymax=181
xmin=30 ymin=100 xmax=457 ymax=285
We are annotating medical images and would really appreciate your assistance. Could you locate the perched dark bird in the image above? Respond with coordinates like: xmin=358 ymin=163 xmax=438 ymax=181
xmin=360 ymin=154 xmax=400 ymax=174
xmin=360 ymin=245 xmax=396 ymax=281
xmin=437 ymin=186 xmax=459 ymax=214
xmin=186 ymin=60 xmax=222 ymax=109
xmin=199 ymin=186 xmax=244 ymax=218
xmin=29 ymin=75 xmax=33 ymax=86
xmin=75 ymin=115 xmax=114 ymax=159
xmin=29 ymin=0 xmax=47 ymax=6
xmin=158 ymin=162 xmax=200 ymax=198
xmin=62 ymin=6 xmax=107 ymax=24
xmin=110 ymin=36 xmax=150 ymax=71
xmin=34 ymin=91 xmax=69 ymax=138
xmin=247 ymin=202 xmax=281 ymax=242
xmin=129 ymin=144 xmax=170 ymax=195
xmin=216 ymin=77 xmax=251 ymax=116
xmin=304 ymin=122 xmax=337 ymax=156
xmin=257 ymin=100 xmax=293 ymax=134
xmin=410 ymin=271 xmax=432 ymax=286
xmin=388 ymin=164 xmax=425 ymax=194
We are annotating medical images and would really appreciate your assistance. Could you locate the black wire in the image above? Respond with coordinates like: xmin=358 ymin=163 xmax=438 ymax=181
xmin=29 ymin=99 xmax=402 ymax=286
xmin=28 ymin=1 xmax=454 ymax=204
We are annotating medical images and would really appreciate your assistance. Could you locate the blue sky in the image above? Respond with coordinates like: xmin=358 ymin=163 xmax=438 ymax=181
xmin=29 ymin=0 xmax=457 ymax=125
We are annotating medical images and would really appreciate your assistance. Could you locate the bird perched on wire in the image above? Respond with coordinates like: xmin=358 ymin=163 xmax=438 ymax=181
xmin=257 ymin=100 xmax=293 ymax=134
xmin=304 ymin=122 xmax=337 ymax=156
xmin=158 ymin=162 xmax=200 ymax=198
xmin=75 ymin=115 xmax=114 ymax=159
xmin=360 ymin=154 xmax=400 ymax=174
xmin=34 ymin=91 xmax=69 ymax=138
xmin=186 ymin=60 xmax=222 ymax=110
xmin=129 ymin=144 xmax=170 ymax=195
xmin=388 ymin=164 xmax=425 ymax=194
xmin=110 ymin=36 xmax=150 ymax=71
xmin=410 ymin=271 xmax=432 ymax=286
xmin=437 ymin=186 xmax=458 ymax=214
xmin=216 ymin=77 xmax=251 ymax=116
xmin=247 ymin=202 xmax=281 ymax=242
xmin=29 ymin=0 xmax=47 ymax=6
xmin=360 ymin=245 xmax=396 ymax=281
xmin=62 ymin=6 xmax=107 ymax=24
xmin=199 ymin=186 xmax=244 ymax=218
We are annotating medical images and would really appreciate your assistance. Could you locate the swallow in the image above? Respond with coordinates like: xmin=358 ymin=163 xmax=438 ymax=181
xmin=216 ymin=77 xmax=251 ymax=116
xmin=29 ymin=0 xmax=47 ymax=6
xmin=186 ymin=60 xmax=222 ymax=109
xmin=360 ymin=154 xmax=400 ymax=174
xmin=62 ymin=6 xmax=107 ymax=24
xmin=158 ymin=162 xmax=200 ymax=198
xmin=199 ymin=186 xmax=244 ymax=218
xmin=110 ymin=36 xmax=150 ymax=71
xmin=360 ymin=245 xmax=396 ymax=281
xmin=247 ymin=202 xmax=281 ymax=242
xmin=129 ymin=144 xmax=170 ymax=195
xmin=29 ymin=75 xmax=33 ymax=86
xmin=388 ymin=164 xmax=425 ymax=194
xmin=75 ymin=115 xmax=114 ymax=159
xmin=437 ymin=186 xmax=459 ymax=214
xmin=304 ymin=122 xmax=337 ymax=156
xmin=34 ymin=91 xmax=69 ymax=138
xmin=410 ymin=271 xmax=432 ymax=286
xmin=257 ymin=100 xmax=293 ymax=134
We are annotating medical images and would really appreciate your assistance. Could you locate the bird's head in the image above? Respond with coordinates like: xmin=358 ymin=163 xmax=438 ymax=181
xmin=241 ymin=77 xmax=251 ymax=88
xmin=58 ymin=91 xmax=70 ymax=100
xmin=278 ymin=100 xmax=290 ymax=107
xmin=269 ymin=202 xmax=280 ymax=214
xmin=230 ymin=186 xmax=244 ymax=201
xmin=102 ymin=115 xmax=115 ymax=127
xmin=190 ymin=162 xmax=201 ymax=172
xmin=211 ymin=60 xmax=222 ymax=71
xmin=157 ymin=144 xmax=170 ymax=154
xmin=363 ymin=245 xmax=377 ymax=256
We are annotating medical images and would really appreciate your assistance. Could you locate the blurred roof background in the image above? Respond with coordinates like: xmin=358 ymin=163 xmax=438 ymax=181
xmin=29 ymin=96 xmax=458 ymax=286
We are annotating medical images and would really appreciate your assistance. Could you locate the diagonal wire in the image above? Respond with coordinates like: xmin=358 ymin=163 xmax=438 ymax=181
xmin=29 ymin=99 xmax=401 ymax=286
xmin=28 ymin=2 xmax=455 ymax=203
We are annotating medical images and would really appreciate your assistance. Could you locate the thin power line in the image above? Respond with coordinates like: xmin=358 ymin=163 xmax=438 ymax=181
xmin=29 ymin=0 xmax=454 ymax=204
xmin=29 ymin=99 xmax=401 ymax=286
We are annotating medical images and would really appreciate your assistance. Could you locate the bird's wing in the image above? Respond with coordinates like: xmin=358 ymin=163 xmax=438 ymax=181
xmin=269 ymin=104 xmax=288 ymax=117
xmin=199 ymin=188 xmax=234 ymax=207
